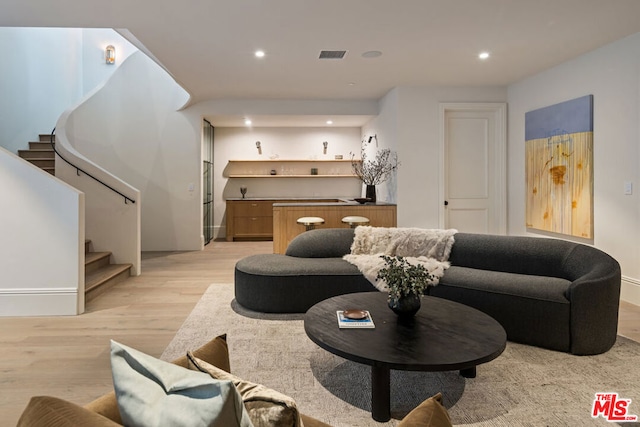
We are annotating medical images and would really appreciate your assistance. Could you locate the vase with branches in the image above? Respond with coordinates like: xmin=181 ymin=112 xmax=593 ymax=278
xmin=350 ymin=147 xmax=399 ymax=202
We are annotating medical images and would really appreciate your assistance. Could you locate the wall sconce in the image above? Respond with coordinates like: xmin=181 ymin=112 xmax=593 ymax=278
xmin=366 ymin=134 xmax=378 ymax=146
xmin=105 ymin=45 xmax=116 ymax=64
xmin=323 ymin=141 xmax=328 ymax=154
xmin=256 ymin=141 xmax=262 ymax=155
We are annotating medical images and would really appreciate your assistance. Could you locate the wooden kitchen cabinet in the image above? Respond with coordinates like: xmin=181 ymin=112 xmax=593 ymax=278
xmin=226 ymin=200 xmax=274 ymax=241
xmin=226 ymin=199 xmax=338 ymax=241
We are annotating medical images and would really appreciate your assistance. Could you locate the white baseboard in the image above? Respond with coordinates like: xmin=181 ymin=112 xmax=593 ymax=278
xmin=214 ymin=225 xmax=225 ymax=240
xmin=0 ymin=288 xmax=81 ymax=316
xmin=621 ymin=276 xmax=640 ymax=307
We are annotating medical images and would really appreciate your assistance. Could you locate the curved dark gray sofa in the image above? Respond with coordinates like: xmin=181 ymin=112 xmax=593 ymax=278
xmin=234 ymin=228 xmax=621 ymax=355
xmin=234 ymin=229 xmax=375 ymax=314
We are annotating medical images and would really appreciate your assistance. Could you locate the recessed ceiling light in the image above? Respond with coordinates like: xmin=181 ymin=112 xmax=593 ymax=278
xmin=255 ymin=50 xmax=265 ymax=58
xmin=362 ymin=50 xmax=382 ymax=58
xmin=244 ymin=118 xmax=252 ymax=126
xmin=326 ymin=120 xmax=333 ymax=125
xmin=478 ymin=51 xmax=490 ymax=60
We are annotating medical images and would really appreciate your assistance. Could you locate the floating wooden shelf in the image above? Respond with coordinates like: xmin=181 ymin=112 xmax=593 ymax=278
xmin=228 ymin=174 xmax=358 ymax=178
xmin=225 ymin=159 xmax=361 ymax=178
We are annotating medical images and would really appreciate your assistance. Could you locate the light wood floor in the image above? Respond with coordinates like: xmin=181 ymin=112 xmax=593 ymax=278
xmin=1 ymin=240 xmax=639 ymax=425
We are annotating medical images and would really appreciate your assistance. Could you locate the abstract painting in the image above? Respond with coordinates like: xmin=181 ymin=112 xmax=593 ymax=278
xmin=525 ymin=95 xmax=594 ymax=239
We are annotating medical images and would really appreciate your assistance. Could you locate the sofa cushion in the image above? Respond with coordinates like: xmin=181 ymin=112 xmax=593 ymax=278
xmin=441 ymin=266 xmax=571 ymax=303
xmin=85 ymin=334 xmax=231 ymax=424
xmin=237 ymin=254 xmax=362 ymax=276
xmin=448 ymin=233 xmax=578 ymax=278
xmin=433 ymin=268 xmax=572 ymax=352
xmin=188 ymin=353 xmax=303 ymax=427
xmin=235 ymin=254 xmax=375 ymax=313
xmin=17 ymin=396 xmax=121 ymax=427
xmin=285 ymin=228 xmax=355 ymax=258
xmin=397 ymin=393 xmax=452 ymax=427
xmin=110 ymin=340 xmax=253 ymax=427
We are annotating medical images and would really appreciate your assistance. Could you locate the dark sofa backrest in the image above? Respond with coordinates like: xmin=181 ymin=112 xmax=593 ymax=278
xmin=286 ymin=228 xmax=355 ymax=258
xmin=450 ymin=232 xmax=617 ymax=281
xmin=285 ymin=229 xmax=620 ymax=283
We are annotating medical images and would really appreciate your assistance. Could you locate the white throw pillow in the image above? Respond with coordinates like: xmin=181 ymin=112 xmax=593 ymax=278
xmin=110 ymin=340 xmax=254 ymax=427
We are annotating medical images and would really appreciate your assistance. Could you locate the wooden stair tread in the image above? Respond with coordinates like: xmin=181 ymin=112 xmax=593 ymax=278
xmin=22 ymin=135 xmax=56 ymax=175
xmin=85 ymin=251 xmax=111 ymax=265
xmin=85 ymin=263 xmax=132 ymax=292
xmin=29 ymin=142 xmax=54 ymax=148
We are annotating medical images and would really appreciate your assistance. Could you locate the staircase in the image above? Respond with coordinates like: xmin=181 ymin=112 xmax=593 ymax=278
xmin=18 ymin=134 xmax=55 ymax=175
xmin=85 ymin=239 xmax=133 ymax=302
xmin=16 ymin=134 xmax=133 ymax=302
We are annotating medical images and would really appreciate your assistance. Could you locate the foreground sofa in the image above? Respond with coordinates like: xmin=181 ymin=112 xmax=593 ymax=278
xmin=235 ymin=228 xmax=622 ymax=355
xmin=18 ymin=335 xmax=452 ymax=427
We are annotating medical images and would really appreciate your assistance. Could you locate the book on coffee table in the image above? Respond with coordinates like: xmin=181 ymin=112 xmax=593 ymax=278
xmin=336 ymin=310 xmax=375 ymax=328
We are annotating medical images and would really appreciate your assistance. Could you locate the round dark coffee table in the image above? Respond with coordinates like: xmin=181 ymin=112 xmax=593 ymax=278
xmin=304 ymin=292 xmax=507 ymax=422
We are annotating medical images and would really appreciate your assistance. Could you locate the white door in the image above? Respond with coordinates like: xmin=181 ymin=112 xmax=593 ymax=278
xmin=440 ymin=103 xmax=506 ymax=234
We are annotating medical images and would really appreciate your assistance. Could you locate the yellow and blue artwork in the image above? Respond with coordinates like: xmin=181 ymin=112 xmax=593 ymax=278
xmin=525 ymin=95 xmax=593 ymax=239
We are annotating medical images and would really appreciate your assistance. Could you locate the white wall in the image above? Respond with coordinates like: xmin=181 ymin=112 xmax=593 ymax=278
xmin=0 ymin=28 xmax=83 ymax=154
xmin=61 ymin=51 xmax=197 ymax=252
xmin=367 ymin=86 xmax=508 ymax=228
xmin=508 ymin=32 xmax=640 ymax=305
xmin=213 ymin=127 xmax=362 ymax=239
xmin=81 ymin=29 xmax=137 ymax=96
xmin=362 ymin=88 xmax=400 ymax=204
xmin=0 ymin=28 xmax=137 ymax=155
xmin=0 ymin=147 xmax=84 ymax=316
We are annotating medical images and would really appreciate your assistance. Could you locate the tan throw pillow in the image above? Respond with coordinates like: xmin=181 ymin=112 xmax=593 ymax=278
xmin=188 ymin=353 xmax=304 ymax=427
xmin=111 ymin=340 xmax=253 ymax=427
xmin=397 ymin=393 xmax=452 ymax=427
xmin=17 ymin=396 xmax=121 ymax=427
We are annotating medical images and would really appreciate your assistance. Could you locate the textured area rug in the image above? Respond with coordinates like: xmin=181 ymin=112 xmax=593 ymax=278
xmin=162 ymin=284 xmax=640 ymax=427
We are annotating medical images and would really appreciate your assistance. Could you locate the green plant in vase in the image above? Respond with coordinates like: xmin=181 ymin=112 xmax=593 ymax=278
xmin=376 ymin=255 xmax=435 ymax=317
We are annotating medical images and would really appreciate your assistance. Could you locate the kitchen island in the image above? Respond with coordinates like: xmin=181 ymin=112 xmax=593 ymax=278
xmin=226 ymin=198 xmax=340 ymax=242
xmin=272 ymin=200 xmax=397 ymax=254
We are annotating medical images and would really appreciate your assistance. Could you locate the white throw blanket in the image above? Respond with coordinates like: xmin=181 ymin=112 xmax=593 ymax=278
xmin=343 ymin=226 xmax=457 ymax=292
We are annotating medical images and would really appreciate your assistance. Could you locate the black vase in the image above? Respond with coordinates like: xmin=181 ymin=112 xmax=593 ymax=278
xmin=365 ymin=185 xmax=376 ymax=203
xmin=388 ymin=293 xmax=421 ymax=317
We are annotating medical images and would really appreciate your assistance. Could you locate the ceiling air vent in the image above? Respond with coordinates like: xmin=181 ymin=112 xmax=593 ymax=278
xmin=319 ymin=50 xmax=347 ymax=59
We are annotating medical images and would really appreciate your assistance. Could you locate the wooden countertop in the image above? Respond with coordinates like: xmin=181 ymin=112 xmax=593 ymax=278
xmin=273 ymin=201 xmax=396 ymax=207
xmin=226 ymin=197 xmax=395 ymax=206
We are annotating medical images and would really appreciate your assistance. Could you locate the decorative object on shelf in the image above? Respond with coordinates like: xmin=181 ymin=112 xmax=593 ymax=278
xmin=351 ymin=146 xmax=399 ymax=203
xmin=323 ymin=141 xmax=328 ymax=154
xmin=335 ymin=155 xmax=343 ymax=160
xmin=376 ymin=255 xmax=435 ymax=318
xmin=240 ymin=186 xmax=247 ymax=199
xmin=310 ymin=168 xmax=318 ymax=175
xmin=255 ymin=141 xmax=262 ymax=155
xmin=270 ymin=169 xmax=277 ymax=175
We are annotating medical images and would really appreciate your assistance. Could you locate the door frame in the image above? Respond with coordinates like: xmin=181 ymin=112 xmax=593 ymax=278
xmin=438 ymin=102 xmax=507 ymax=234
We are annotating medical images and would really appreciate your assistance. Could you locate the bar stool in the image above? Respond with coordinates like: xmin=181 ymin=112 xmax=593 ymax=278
xmin=297 ymin=216 xmax=325 ymax=231
xmin=341 ymin=216 xmax=370 ymax=228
